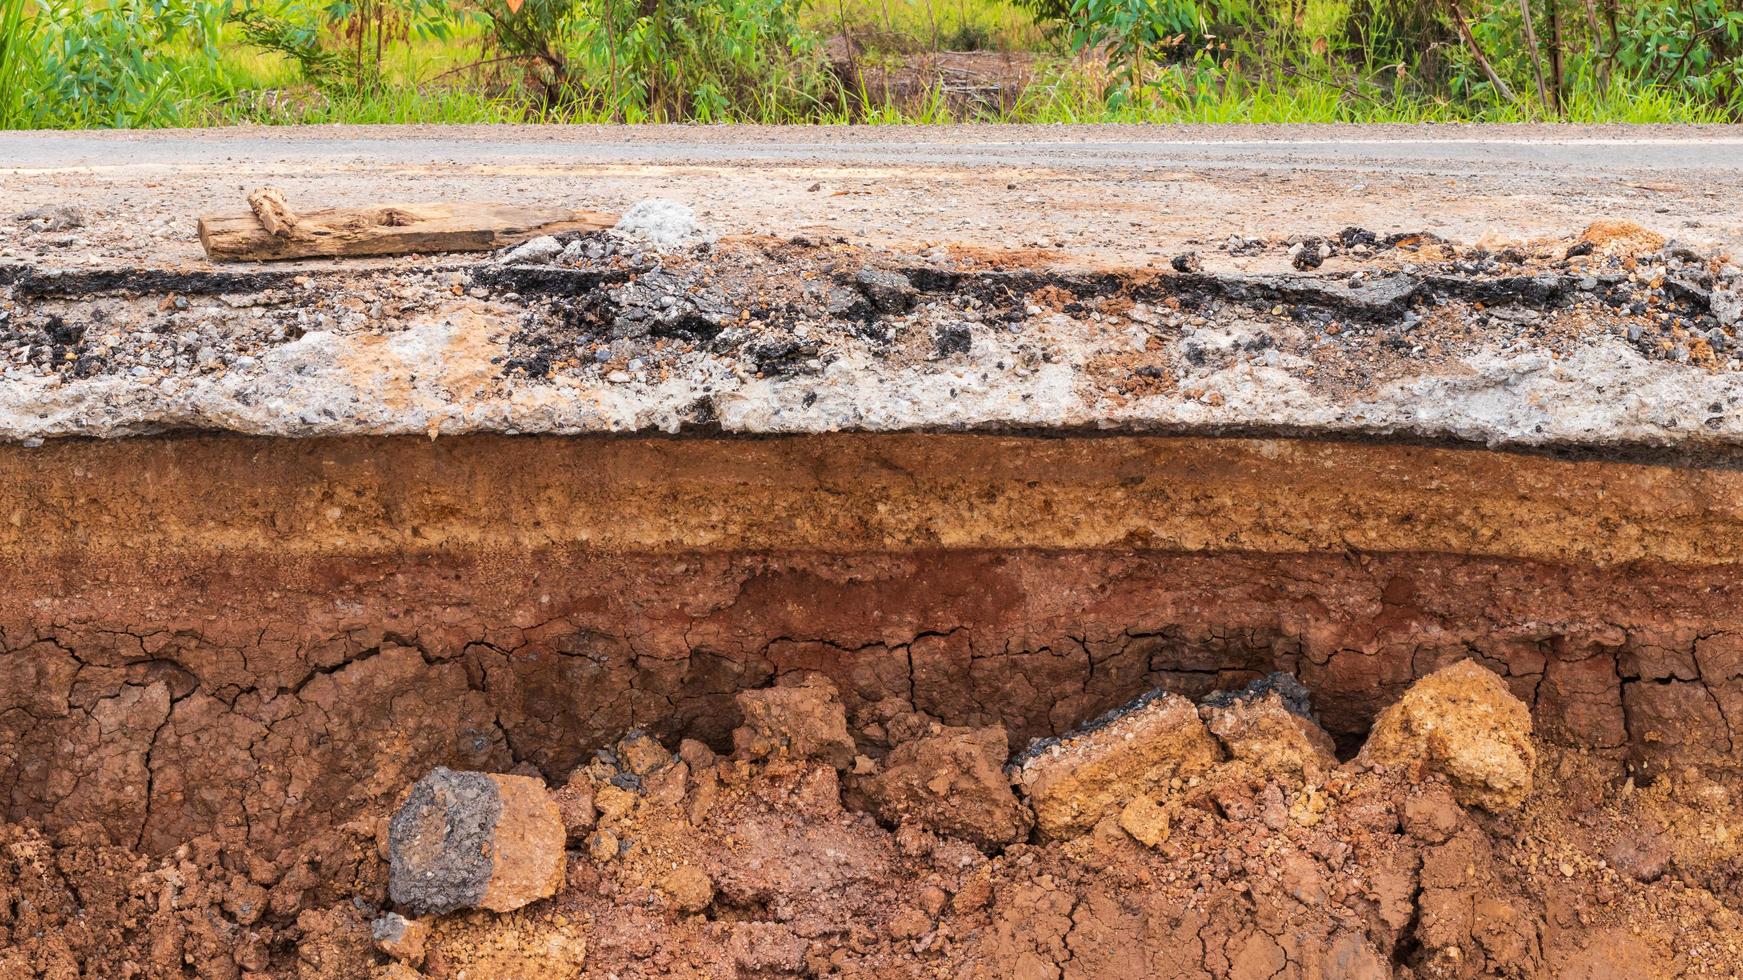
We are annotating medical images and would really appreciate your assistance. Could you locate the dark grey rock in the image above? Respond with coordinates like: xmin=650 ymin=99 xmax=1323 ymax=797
xmin=747 ymin=337 xmax=822 ymax=375
xmin=1714 ymin=287 xmax=1741 ymax=328
xmin=15 ymin=205 xmax=84 ymax=232
xmin=1200 ymin=672 xmax=1315 ymax=719
xmin=387 ymin=767 xmax=502 ymax=916
xmin=826 ymin=285 xmax=870 ymax=319
xmin=855 ymin=267 xmax=916 ymax=315
xmin=933 ymin=322 xmax=972 ymax=357
xmin=1290 ymin=240 xmax=1326 ymax=271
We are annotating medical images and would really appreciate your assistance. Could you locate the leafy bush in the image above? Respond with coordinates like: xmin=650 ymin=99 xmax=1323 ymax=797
xmin=16 ymin=0 xmax=231 ymax=127
xmin=230 ymin=7 xmax=353 ymax=87
xmin=0 ymin=0 xmax=35 ymax=127
xmin=2 ymin=0 xmax=1738 ymax=126
xmin=1061 ymin=0 xmax=1202 ymax=91
xmin=470 ymin=0 xmax=825 ymax=119
xmin=1020 ymin=0 xmax=1742 ymax=119
xmin=1609 ymin=0 xmax=1743 ymax=104
xmin=575 ymin=0 xmax=827 ymax=120
xmin=230 ymin=0 xmax=463 ymax=92
xmin=472 ymin=0 xmax=585 ymax=108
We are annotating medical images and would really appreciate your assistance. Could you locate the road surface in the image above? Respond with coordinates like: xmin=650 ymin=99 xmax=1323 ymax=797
xmin=2 ymin=124 xmax=1740 ymax=267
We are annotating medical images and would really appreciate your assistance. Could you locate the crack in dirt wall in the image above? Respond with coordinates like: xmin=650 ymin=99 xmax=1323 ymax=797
xmin=2 ymin=433 xmax=1741 ymax=865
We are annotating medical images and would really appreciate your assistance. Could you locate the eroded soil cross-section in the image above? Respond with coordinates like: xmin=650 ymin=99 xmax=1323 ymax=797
xmin=2 ymin=218 xmax=1742 ymax=977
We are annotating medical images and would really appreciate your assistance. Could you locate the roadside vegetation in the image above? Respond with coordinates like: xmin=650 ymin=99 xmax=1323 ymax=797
xmin=0 ymin=0 xmax=1739 ymax=128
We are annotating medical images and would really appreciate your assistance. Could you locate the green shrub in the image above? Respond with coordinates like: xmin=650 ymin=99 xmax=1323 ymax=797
xmin=0 ymin=0 xmax=37 ymax=127
xmin=473 ymin=0 xmax=586 ymax=108
xmin=229 ymin=7 xmax=354 ymax=87
xmin=229 ymin=0 xmax=464 ymax=92
xmin=19 ymin=0 xmax=232 ymax=127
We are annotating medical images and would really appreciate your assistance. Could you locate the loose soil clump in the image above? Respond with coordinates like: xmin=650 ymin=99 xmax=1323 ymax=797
xmin=4 ymin=667 xmax=1740 ymax=978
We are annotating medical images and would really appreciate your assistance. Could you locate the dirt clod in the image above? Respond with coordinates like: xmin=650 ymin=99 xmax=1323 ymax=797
xmin=1013 ymin=689 xmax=1219 ymax=839
xmin=387 ymin=768 xmax=565 ymax=916
xmin=372 ymin=911 xmax=430 ymax=965
xmin=1204 ymin=688 xmax=1338 ymax=782
xmin=1116 ymin=793 xmax=1172 ymax=847
xmin=732 ymin=675 xmax=857 ymax=769
xmin=1359 ymin=659 xmax=1536 ymax=812
xmin=659 ymin=864 xmax=715 ymax=913
xmin=863 ymin=724 xmax=1033 ymax=850
xmin=550 ymin=771 xmax=597 ymax=844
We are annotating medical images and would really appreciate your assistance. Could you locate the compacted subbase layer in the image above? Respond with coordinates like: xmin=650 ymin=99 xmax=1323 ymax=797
xmin=2 ymin=431 xmax=1740 ymax=862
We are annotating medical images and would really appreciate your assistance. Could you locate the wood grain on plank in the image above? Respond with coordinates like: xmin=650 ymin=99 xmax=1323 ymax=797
xmin=246 ymin=187 xmax=300 ymax=238
xmin=199 ymin=201 xmax=617 ymax=262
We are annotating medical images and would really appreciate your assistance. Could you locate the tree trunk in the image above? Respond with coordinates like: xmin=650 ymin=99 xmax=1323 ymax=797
xmin=1581 ymin=0 xmax=1609 ymax=97
xmin=1517 ymin=0 xmax=1551 ymax=113
xmin=1450 ymin=0 xmax=1517 ymax=103
xmin=1548 ymin=0 xmax=1565 ymax=115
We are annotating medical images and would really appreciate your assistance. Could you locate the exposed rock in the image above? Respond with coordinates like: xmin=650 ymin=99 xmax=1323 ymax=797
xmin=1202 ymin=672 xmax=1315 ymax=718
xmin=1715 ymin=284 xmax=1742 ymax=327
xmin=613 ymin=198 xmax=706 ymax=249
xmin=594 ymin=783 xmax=636 ymax=824
xmin=1013 ymin=690 xmax=1220 ymax=839
xmin=863 ymin=724 xmax=1032 ymax=850
xmin=551 ymin=770 xmax=596 ymax=844
xmin=1204 ymin=689 xmax=1337 ymax=782
xmin=677 ymin=738 xmax=718 ymax=772
xmin=15 ymin=204 xmax=85 ymax=232
xmin=371 ymin=912 xmax=430 ymax=966
xmin=1357 ymin=660 xmax=1536 ymax=812
xmin=1117 ymin=794 xmax=1171 ymax=848
xmin=660 ymin=865 xmax=715 ymax=913
xmin=502 ymin=235 xmax=563 ymax=265
xmin=587 ymin=828 xmax=620 ymax=862
xmin=387 ymin=768 xmax=566 ymax=915
xmin=855 ymin=267 xmax=916 ymax=314
xmin=616 ymin=729 xmax=674 ymax=776
xmin=1290 ymin=238 xmax=1328 ymax=271
xmin=1605 ymin=823 xmax=1672 ymax=883
xmin=932 ymin=321 xmax=973 ymax=357
xmin=733 ymin=676 xmax=856 ymax=769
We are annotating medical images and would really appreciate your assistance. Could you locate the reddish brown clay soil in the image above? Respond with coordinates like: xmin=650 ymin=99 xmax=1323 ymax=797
xmin=4 ymin=673 xmax=1741 ymax=979
xmin=2 ymin=432 xmax=1742 ymax=977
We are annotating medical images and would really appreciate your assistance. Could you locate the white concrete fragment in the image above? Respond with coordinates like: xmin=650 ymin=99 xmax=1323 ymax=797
xmin=613 ymin=199 xmax=707 ymax=249
xmin=503 ymin=235 xmax=562 ymax=265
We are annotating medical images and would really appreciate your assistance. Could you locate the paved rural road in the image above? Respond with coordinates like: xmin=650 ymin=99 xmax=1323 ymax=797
xmin=4 ymin=124 xmax=1740 ymax=267
xmin=8 ymin=123 xmax=1743 ymax=174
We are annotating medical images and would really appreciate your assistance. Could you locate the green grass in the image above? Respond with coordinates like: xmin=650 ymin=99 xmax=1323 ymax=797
xmin=999 ymin=58 xmax=1730 ymax=125
xmin=1 ymin=0 xmax=1737 ymax=128
xmin=0 ymin=0 xmax=32 ymax=125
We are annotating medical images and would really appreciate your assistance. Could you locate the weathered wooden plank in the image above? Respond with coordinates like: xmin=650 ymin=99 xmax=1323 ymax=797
xmin=247 ymin=187 xmax=299 ymax=239
xmin=198 ymin=201 xmax=618 ymax=262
